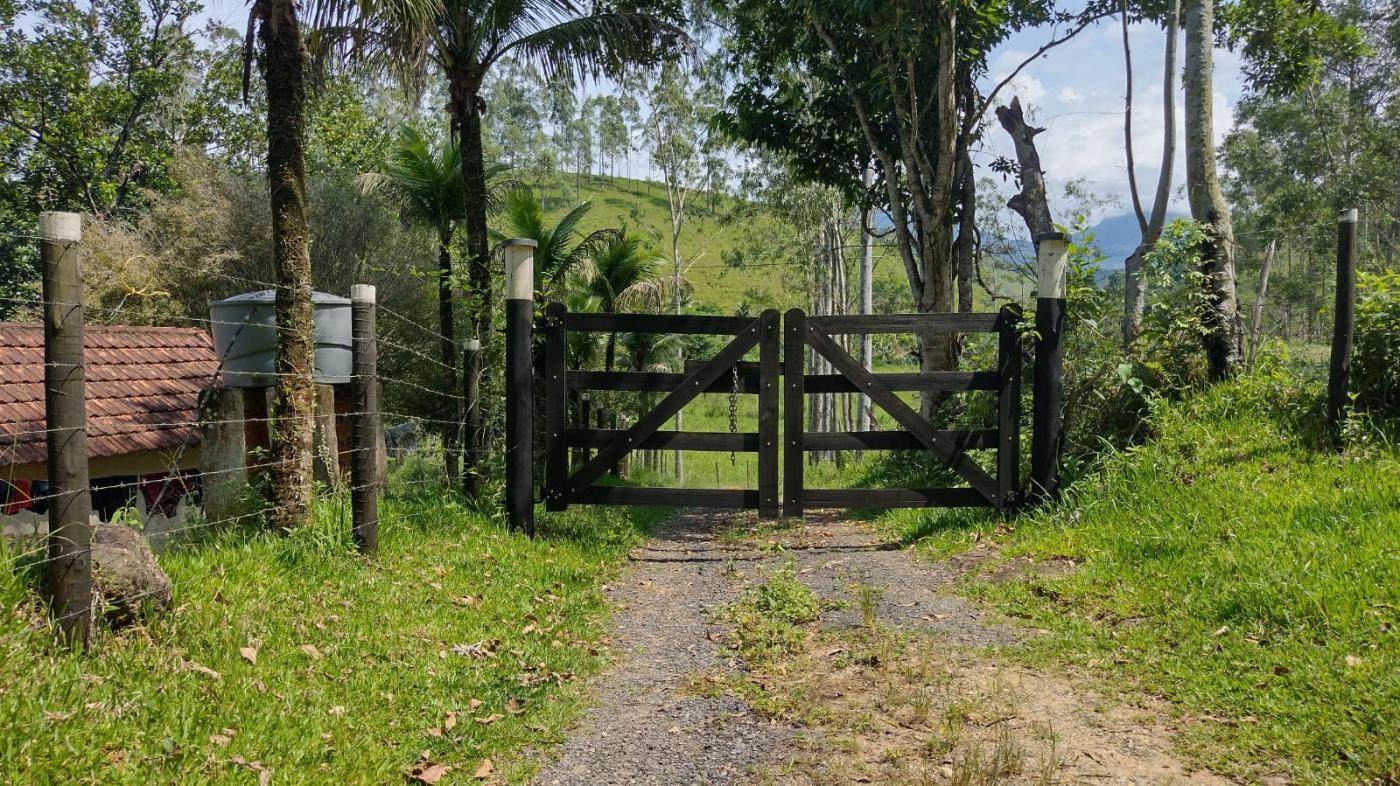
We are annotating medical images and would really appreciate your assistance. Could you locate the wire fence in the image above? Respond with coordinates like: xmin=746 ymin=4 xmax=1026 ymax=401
xmin=1 ymin=224 xmax=492 ymax=649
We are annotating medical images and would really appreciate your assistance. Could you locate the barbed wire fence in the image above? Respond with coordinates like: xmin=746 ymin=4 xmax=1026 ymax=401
xmin=0 ymin=213 xmax=481 ymax=649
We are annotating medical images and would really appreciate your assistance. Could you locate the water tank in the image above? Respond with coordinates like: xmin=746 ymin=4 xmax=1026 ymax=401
xmin=209 ymin=290 xmax=353 ymax=388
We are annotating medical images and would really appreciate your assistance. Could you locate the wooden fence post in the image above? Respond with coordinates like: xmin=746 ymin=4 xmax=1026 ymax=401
xmin=41 ymin=211 xmax=92 ymax=647
xmin=462 ymin=337 xmax=480 ymax=499
xmin=1031 ymin=231 xmax=1069 ymax=500
xmin=1326 ymin=209 xmax=1358 ymax=446
xmin=783 ymin=308 xmax=806 ymax=519
xmin=504 ymin=239 xmax=537 ymax=535
xmin=350 ymin=284 xmax=379 ymax=553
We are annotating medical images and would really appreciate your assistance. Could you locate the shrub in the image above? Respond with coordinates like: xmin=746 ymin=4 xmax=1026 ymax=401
xmin=1353 ymin=271 xmax=1400 ymax=416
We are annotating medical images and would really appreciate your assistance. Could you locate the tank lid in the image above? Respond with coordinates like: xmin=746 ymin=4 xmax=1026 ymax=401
xmin=213 ymin=289 xmax=351 ymax=306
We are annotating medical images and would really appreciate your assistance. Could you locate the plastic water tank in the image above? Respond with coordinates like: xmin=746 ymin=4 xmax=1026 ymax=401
xmin=209 ymin=290 xmax=353 ymax=388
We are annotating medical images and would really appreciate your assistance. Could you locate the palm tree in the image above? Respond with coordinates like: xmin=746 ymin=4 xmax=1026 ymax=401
xmin=321 ymin=1 xmax=685 ymax=481
xmin=494 ymin=186 xmax=615 ymax=295
xmin=621 ymin=330 xmax=682 ymax=473
xmin=578 ymin=232 xmax=670 ymax=373
xmin=357 ymin=125 xmax=468 ymax=482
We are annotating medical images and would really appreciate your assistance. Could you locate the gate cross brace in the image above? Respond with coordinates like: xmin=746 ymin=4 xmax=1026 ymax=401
xmin=563 ymin=314 xmax=766 ymax=503
xmin=804 ymin=323 xmax=1001 ymax=505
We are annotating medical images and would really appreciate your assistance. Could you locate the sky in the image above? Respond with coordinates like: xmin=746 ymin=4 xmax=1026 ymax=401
xmin=194 ymin=0 xmax=1246 ymax=224
xmin=979 ymin=21 xmax=1245 ymax=222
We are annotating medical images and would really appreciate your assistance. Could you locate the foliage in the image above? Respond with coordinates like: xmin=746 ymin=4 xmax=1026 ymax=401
xmin=0 ymin=0 xmax=204 ymax=215
xmin=494 ymin=185 xmax=614 ymax=293
xmin=356 ymin=125 xmax=465 ymax=245
xmin=1131 ymin=219 xmax=1213 ymax=393
xmin=720 ymin=560 xmax=825 ymax=664
xmin=1353 ymin=271 xmax=1400 ymax=416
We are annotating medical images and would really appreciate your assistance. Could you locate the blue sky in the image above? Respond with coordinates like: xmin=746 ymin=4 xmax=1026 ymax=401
xmin=196 ymin=0 xmax=1244 ymax=223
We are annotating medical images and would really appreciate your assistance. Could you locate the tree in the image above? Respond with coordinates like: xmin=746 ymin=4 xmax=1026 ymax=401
xmin=0 ymin=0 xmax=204 ymax=216
xmin=328 ymin=0 xmax=685 ymax=486
xmin=357 ymin=125 xmax=468 ymax=483
xmin=494 ymin=185 xmax=614 ymax=295
xmin=715 ymin=0 xmax=1087 ymax=412
xmin=1120 ymin=0 xmax=1179 ymax=346
xmin=244 ymin=0 xmax=319 ymax=528
xmin=580 ymin=231 xmax=668 ymax=373
xmin=1183 ymin=0 xmax=1244 ymax=379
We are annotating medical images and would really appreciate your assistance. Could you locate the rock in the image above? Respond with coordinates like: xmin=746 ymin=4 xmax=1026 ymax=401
xmin=91 ymin=522 xmax=172 ymax=627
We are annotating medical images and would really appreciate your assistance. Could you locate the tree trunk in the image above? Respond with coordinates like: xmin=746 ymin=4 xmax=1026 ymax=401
xmin=1246 ymin=238 xmax=1277 ymax=369
xmin=450 ymin=68 xmax=490 ymax=497
xmin=955 ymin=146 xmax=976 ymax=313
xmin=858 ymin=164 xmax=874 ymax=433
xmin=1184 ymin=0 xmax=1243 ymax=379
xmin=261 ymin=0 xmax=314 ymax=529
xmin=1123 ymin=0 xmax=1180 ymax=347
xmin=667 ymin=192 xmax=684 ymax=481
xmin=437 ymin=236 xmax=460 ymax=486
xmin=996 ymin=98 xmax=1055 ymax=239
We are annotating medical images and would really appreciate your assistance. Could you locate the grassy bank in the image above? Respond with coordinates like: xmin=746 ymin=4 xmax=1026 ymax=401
xmin=885 ymin=370 xmax=1400 ymax=783
xmin=0 ymin=485 xmax=666 ymax=784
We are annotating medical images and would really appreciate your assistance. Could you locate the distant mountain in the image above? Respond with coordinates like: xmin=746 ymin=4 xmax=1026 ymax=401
xmin=1081 ymin=211 xmax=1187 ymax=273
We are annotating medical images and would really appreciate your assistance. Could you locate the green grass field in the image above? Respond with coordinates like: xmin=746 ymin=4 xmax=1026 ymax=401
xmin=870 ymin=370 xmax=1400 ymax=784
xmin=0 ymin=478 xmax=666 ymax=784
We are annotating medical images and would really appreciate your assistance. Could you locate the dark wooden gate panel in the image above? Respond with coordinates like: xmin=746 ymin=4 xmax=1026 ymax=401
xmin=540 ymin=305 xmax=781 ymax=518
xmin=784 ymin=305 xmax=1022 ymax=517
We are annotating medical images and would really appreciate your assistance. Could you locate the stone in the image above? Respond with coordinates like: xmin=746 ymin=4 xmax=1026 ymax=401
xmin=91 ymin=522 xmax=172 ymax=628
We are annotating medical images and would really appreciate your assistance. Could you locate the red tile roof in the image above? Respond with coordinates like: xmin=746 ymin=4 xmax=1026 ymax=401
xmin=0 ymin=324 xmax=218 ymax=466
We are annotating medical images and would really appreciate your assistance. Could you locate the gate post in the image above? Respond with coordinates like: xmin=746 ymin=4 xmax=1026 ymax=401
xmin=1326 ymin=209 xmax=1357 ymax=447
xmin=504 ymin=239 xmax=537 ymax=535
xmin=1031 ymin=232 xmax=1069 ymax=500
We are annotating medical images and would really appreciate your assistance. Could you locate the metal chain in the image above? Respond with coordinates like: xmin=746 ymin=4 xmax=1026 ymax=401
xmin=728 ymin=364 xmax=740 ymax=466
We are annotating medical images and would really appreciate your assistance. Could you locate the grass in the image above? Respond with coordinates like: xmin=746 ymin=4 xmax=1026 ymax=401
xmin=879 ymin=370 xmax=1400 ymax=784
xmin=0 ymin=478 xmax=667 ymax=784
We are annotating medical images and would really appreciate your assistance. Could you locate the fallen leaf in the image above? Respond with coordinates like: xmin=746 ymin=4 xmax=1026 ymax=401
xmin=504 ymin=699 xmax=523 ymax=716
xmin=301 ymin=644 xmax=324 ymax=660
xmin=453 ymin=595 xmax=482 ymax=607
xmin=469 ymin=698 xmax=483 ymax=710
xmin=1273 ymin=665 xmax=1291 ymax=676
xmin=443 ymin=712 xmax=458 ymax=730
xmin=1345 ymin=655 xmax=1364 ymax=667
xmin=408 ymin=761 xmax=450 ymax=785
xmin=1212 ymin=625 xmax=1230 ymax=637
xmin=328 ymin=705 xmax=347 ymax=716
xmin=473 ymin=759 xmax=494 ymax=779
xmin=184 ymin=661 xmax=222 ymax=681
xmin=425 ymin=727 xmax=442 ymax=738
xmin=210 ymin=733 xmax=232 ymax=747
xmin=240 ymin=646 xmax=258 ymax=665
xmin=474 ymin=713 xmax=503 ymax=725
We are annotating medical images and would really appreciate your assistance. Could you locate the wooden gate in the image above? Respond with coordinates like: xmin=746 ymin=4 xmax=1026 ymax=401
xmin=782 ymin=306 xmax=1023 ymax=516
xmin=539 ymin=305 xmax=782 ymax=518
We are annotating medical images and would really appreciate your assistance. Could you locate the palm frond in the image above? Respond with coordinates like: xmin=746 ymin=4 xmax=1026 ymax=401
xmin=494 ymin=12 xmax=688 ymax=83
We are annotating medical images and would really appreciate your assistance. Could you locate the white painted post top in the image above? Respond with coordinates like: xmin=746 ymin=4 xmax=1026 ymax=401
xmin=39 ymin=211 xmax=81 ymax=242
xmin=504 ymin=238 xmax=537 ymax=302
xmin=463 ymin=338 xmax=481 ymax=352
xmin=1034 ymin=232 xmax=1071 ymax=300
xmin=351 ymin=284 xmax=377 ymax=304
xmin=1339 ymin=208 xmax=1358 ymax=223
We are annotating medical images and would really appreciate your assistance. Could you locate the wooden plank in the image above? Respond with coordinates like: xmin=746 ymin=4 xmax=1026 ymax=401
xmin=574 ymin=486 xmax=759 ymax=508
xmin=570 ymin=370 xmax=761 ymax=394
xmin=783 ymin=308 xmax=805 ymax=518
xmin=564 ymin=316 xmax=763 ymax=502
xmin=808 ymin=312 xmax=1000 ymax=335
xmin=997 ymin=304 xmax=1023 ymax=511
xmin=542 ymin=303 xmax=568 ymax=511
xmin=566 ymin=312 xmax=754 ymax=335
xmin=804 ymin=430 xmax=998 ymax=452
xmin=566 ymin=429 xmax=758 ymax=451
xmin=805 ymin=322 xmax=1000 ymax=505
xmin=803 ymin=371 xmax=998 ymax=393
xmin=803 ymin=488 xmax=993 ymax=508
xmin=757 ymin=309 xmax=780 ymax=519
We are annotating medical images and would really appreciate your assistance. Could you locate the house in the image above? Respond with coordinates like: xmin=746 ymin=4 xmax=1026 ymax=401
xmin=0 ymin=323 xmax=220 ymax=541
